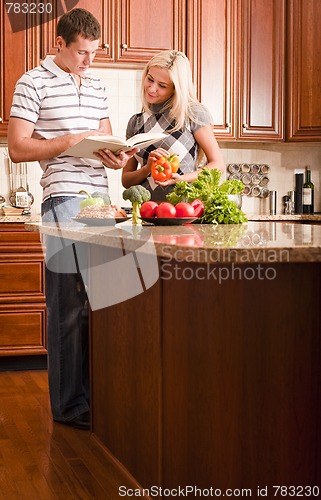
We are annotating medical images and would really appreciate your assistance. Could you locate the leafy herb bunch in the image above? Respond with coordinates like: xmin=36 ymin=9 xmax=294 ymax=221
xmin=166 ymin=168 xmax=247 ymax=224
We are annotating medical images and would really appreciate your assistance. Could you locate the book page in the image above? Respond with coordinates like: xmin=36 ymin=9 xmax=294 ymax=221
xmin=62 ymin=132 xmax=167 ymax=159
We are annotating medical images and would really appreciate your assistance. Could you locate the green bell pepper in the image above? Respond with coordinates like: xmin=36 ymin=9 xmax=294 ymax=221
xmin=79 ymin=190 xmax=105 ymax=209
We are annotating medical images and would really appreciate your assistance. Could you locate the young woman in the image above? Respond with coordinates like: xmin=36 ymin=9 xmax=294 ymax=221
xmin=122 ymin=50 xmax=225 ymax=201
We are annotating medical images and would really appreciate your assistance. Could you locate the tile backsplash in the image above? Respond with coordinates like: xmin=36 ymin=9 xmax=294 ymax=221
xmin=1 ymin=66 xmax=321 ymax=215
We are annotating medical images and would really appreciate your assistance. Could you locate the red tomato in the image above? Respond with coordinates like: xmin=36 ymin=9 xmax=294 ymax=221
xmin=175 ymin=202 xmax=195 ymax=217
xmin=190 ymin=199 xmax=204 ymax=217
xmin=156 ymin=202 xmax=176 ymax=218
xmin=140 ymin=201 xmax=158 ymax=218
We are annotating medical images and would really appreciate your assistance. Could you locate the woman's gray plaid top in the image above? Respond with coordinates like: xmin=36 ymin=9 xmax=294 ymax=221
xmin=126 ymin=102 xmax=213 ymax=201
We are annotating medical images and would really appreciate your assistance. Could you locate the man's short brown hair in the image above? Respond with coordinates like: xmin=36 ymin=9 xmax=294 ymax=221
xmin=57 ymin=8 xmax=101 ymax=46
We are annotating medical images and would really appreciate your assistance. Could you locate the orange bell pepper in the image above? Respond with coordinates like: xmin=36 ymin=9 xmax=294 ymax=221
xmin=151 ymin=154 xmax=180 ymax=181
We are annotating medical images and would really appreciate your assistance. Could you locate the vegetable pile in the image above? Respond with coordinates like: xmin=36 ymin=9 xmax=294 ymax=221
xmin=166 ymin=168 xmax=247 ymax=224
xmin=140 ymin=200 xmax=203 ymax=219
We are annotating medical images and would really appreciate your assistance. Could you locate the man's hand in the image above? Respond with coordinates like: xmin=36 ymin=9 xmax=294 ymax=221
xmin=94 ymin=148 xmax=140 ymax=170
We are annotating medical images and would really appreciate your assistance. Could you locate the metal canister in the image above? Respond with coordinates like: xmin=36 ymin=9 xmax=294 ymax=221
xmin=242 ymin=185 xmax=251 ymax=196
xmin=228 ymin=163 xmax=241 ymax=174
xmin=251 ymin=173 xmax=261 ymax=185
xmin=251 ymin=186 xmax=262 ymax=197
xmin=250 ymin=164 xmax=260 ymax=174
xmin=260 ymin=175 xmax=269 ymax=186
xmin=241 ymin=173 xmax=252 ymax=185
xmin=260 ymin=164 xmax=270 ymax=174
xmin=269 ymin=190 xmax=277 ymax=215
xmin=229 ymin=173 xmax=242 ymax=181
xmin=240 ymin=163 xmax=251 ymax=173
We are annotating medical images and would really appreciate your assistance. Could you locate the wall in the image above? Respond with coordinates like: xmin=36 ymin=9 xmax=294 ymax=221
xmin=1 ymin=67 xmax=321 ymax=215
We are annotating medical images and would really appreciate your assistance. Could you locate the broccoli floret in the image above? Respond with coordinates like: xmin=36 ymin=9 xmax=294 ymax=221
xmin=122 ymin=185 xmax=151 ymax=224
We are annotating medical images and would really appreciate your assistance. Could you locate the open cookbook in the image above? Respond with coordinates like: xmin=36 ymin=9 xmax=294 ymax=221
xmin=62 ymin=132 xmax=167 ymax=159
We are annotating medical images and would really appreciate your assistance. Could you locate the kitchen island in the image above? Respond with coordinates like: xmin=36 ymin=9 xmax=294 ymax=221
xmin=26 ymin=220 xmax=321 ymax=498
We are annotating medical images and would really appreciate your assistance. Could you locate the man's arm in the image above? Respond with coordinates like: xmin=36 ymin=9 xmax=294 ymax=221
xmin=8 ymin=117 xmax=112 ymax=163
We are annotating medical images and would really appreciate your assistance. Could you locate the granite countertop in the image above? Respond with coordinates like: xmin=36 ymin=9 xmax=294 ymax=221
xmin=25 ymin=219 xmax=321 ymax=264
xmin=0 ymin=215 xmax=42 ymax=223
xmin=247 ymin=213 xmax=321 ymax=222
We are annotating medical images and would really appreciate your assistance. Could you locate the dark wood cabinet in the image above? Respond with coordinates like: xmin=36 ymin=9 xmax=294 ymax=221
xmin=40 ymin=0 xmax=186 ymax=64
xmin=0 ymin=1 xmax=40 ymax=137
xmin=1 ymin=0 xmax=320 ymax=142
xmin=188 ymin=0 xmax=236 ymax=139
xmin=287 ymin=0 xmax=321 ymax=141
xmin=0 ymin=223 xmax=46 ymax=356
xmin=189 ymin=0 xmax=285 ymax=141
xmin=238 ymin=0 xmax=285 ymax=140
xmin=91 ymin=257 xmax=321 ymax=491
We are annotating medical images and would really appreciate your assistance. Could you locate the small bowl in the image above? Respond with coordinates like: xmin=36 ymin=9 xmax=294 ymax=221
xmin=227 ymin=194 xmax=242 ymax=209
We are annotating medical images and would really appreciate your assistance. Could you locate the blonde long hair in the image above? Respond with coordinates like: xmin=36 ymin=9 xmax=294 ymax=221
xmin=141 ymin=50 xmax=205 ymax=133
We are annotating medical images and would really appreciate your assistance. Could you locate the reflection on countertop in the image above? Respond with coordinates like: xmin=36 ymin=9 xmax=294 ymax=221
xmin=25 ymin=219 xmax=321 ymax=264
xmin=247 ymin=213 xmax=321 ymax=222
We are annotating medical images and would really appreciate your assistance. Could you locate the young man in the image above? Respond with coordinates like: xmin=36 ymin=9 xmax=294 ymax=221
xmin=8 ymin=8 xmax=137 ymax=430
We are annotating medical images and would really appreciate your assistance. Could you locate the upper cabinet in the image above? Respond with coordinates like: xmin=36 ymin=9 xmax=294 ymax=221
xmin=189 ymin=0 xmax=285 ymax=141
xmin=187 ymin=0 xmax=236 ymax=139
xmin=1 ymin=0 xmax=320 ymax=141
xmin=0 ymin=3 xmax=40 ymax=136
xmin=40 ymin=0 xmax=186 ymax=64
xmin=287 ymin=0 xmax=321 ymax=141
xmin=238 ymin=0 xmax=285 ymax=140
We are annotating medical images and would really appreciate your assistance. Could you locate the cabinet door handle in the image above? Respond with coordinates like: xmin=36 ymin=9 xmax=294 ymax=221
xmin=120 ymin=43 xmax=128 ymax=49
xmin=0 ymin=117 xmax=2 ymax=123
xmin=242 ymin=123 xmax=248 ymax=130
xmin=101 ymin=43 xmax=110 ymax=49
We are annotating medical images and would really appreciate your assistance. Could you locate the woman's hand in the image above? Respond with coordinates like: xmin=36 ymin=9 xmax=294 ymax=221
xmin=146 ymin=148 xmax=169 ymax=172
xmin=94 ymin=148 xmax=139 ymax=170
xmin=155 ymin=172 xmax=180 ymax=186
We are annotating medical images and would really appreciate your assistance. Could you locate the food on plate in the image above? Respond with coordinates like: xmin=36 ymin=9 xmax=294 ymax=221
xmin=174 ymin=201 xmax=195 ymax=217
xmin=151 ymin=154 xmax=180 ymax=181
xmin=76 ymin=204 xmax=127 ymax=219
xmin=140 ymin=201 xmax=158 ymax=218
xmin=156 ymin=202 xmax=176 ymax=218
xmin=122 ymin=185 xmax=151 ymax=224
xmin=140 ymin=200 xmax=201 ymax=220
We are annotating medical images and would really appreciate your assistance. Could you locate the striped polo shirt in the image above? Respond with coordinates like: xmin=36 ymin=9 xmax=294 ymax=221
xmin=10 ymin=56 xmax=110 ymax=201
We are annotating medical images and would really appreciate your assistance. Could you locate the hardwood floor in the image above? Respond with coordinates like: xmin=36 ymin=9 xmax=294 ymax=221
xmin=0 ymin=369 xmax=134 ymax=499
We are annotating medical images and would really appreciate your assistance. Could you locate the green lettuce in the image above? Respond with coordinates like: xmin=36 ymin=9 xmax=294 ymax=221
xmin=166 ymin=168 xmax=247 ymax=224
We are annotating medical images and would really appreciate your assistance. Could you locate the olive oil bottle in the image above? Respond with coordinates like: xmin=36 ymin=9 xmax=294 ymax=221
xmin=303 ymin=166 xmax=314 ymax=214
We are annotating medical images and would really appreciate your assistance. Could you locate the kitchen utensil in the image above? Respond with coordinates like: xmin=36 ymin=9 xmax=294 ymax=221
xmin=24 ymin=162 xmax=34 ymax=207
xmin=8 ymin=162 xmax=33 ymax=208
xmin=13 ymin=163 xmax=29 ymax=208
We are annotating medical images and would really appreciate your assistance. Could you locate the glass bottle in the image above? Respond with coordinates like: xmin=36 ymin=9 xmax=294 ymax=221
xmin=303 ymin=167 xmax=314 ymax=214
